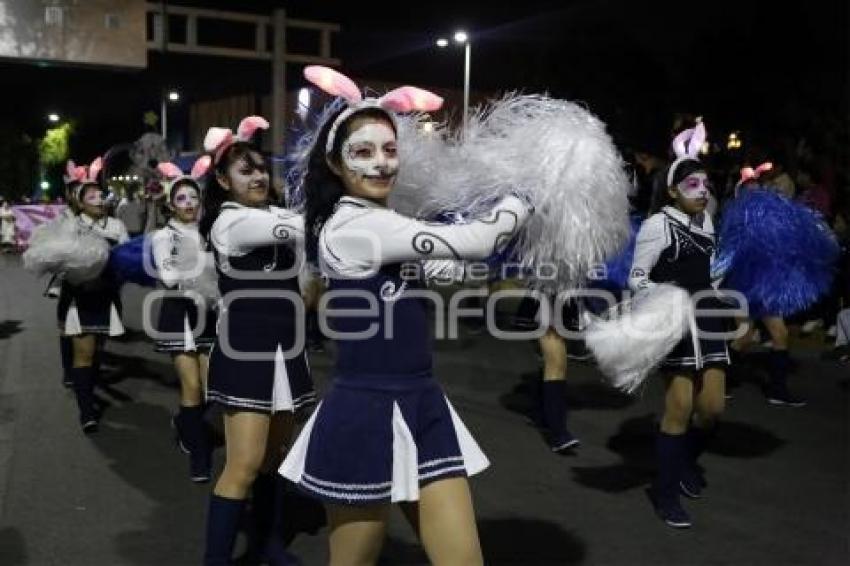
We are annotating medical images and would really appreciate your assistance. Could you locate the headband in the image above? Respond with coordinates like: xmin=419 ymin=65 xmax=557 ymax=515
xmin=157 ymin=156 xmax=212 ymax=199
xmin=203 ymin=116 xmax=270 ymax=164
xmin=303 ymin=65 xmax=444 ymax=154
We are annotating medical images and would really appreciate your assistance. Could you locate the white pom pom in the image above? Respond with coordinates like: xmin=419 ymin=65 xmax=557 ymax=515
xmin=23 ymin=217 xmax=109 ymax=284
xmin=583 ymin=284 xmax=694 ymax=393
xmin=391 ymin=94 xmax=631 ymax=291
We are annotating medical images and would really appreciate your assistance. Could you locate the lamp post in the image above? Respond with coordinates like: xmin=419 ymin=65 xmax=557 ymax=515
xmin=436 ymin=30 xmax=471 ymax=132
xmin=161 ymin=89 xmax=180 ymax=139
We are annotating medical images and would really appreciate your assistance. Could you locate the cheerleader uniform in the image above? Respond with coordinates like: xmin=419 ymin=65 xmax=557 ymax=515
xmin=629 ymin=205 xmax=729 ymax=526
xmin=61 ymin=212 xmax=128 ymax=431
xmin=206 ymin=202 xmax=315 ymax=414
xmin=281 ymin=195 xmax=531 ymax=505
xmin=59 ymin=212 xmax=129 ymax=337
xmin=629 ymin=206 xmax=730 ymax=371
xmin=150 ymin=219 xmax=217 ymax=353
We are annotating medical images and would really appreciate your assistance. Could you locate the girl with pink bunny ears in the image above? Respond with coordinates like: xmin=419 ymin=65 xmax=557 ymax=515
xmin=150 ymin=156 xmax=218 ymax=484
xmin=58 ymin=156 xmax=130 ymax=433
xmin=198 ymin=116 xmax=315 ymax=565
xmin=278 ymin=66 xmax=532 ymax=565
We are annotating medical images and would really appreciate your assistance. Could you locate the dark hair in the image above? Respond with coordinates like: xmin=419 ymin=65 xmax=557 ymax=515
xmin=199 ymin=142 xmax=266 ymax=241
xmin=303 ymin=107 xmax=397 ymax=262
xmin=649 ymin=158 xmax=705 ymax=214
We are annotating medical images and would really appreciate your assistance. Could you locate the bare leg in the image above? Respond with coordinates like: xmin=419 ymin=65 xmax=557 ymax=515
xmin=173 ymin=352 xmax=203 ymax=407
xmin=327 ymin=504 xmax=390 ymax=566
xmin=418 ymin=477 xmax=483 ymax=566
xmin=214 ymin=410 xmax=271 ymax=499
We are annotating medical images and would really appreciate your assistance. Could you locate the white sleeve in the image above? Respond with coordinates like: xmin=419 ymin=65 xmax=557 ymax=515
xmin=151 ymin=230 xmax=180 ymax=288
xmin=323 ymin=196 xmax=530 ymax=274
xmin=628 ymin=214 xmax=667 ymax=292
xmin=211 ymin=206 xmax=304 ymax=256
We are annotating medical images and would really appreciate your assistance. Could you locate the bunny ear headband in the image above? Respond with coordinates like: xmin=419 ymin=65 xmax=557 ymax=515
xmin=203 ymin=116 xmax=270 ymax=164
xmin=302 ymin=65 xmax=444 ymax=155
xmin=738 ymin=161 xmax=773 ymax=186
xmin=157 ymin=155 xmax=213 ymax=198
xmin=667 ymin=122 xmax=707 ymax=186
xmin=70 ymin=157 xmax=105 ymax=200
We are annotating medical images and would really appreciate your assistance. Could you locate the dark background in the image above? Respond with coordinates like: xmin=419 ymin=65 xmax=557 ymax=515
xmin=0 ymin=0 xmax=846 ymax=198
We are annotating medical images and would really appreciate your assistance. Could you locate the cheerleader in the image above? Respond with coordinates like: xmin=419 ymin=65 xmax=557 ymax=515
xmin=629 ymin=124 xmax=728 ymax=528
xmin=151 ymin=159 xmax=218 ymax=482
xmin=199 ymin=116 xmax=314 ymax=565
xmin=61 ymin=158 xmax=129 ymax=432
xmin=728 ymin=163 xmax=800 ymax=404
xmin=53 ymin=166 xmax=93 ymax=384
xmin=279 ymin=67 xmax=532 ymax=565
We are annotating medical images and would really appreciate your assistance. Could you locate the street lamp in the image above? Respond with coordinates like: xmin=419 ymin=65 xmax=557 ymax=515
xmin=161 ymin=89 xmax=181 ymax=139
xmin=47 ymin=113 xmax=60 ymax=123
xmin=436 ymin=29 xmax=471 ymax=132
xmin=40 ymin=181 xmax=50 ymax=190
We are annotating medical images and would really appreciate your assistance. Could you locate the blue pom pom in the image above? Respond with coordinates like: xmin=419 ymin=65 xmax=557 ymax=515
xmin=590 ymin=214 xmax=643 ymax=291
xmin=717 ymin=189 xmax=839 ymax=317
xmin=109 ymin=235 xmax=157 ymax=287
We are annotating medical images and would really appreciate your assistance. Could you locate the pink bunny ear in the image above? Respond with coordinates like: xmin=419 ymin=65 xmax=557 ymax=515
xmin=304 ymin=65 xmax=363 ymax=104
xmin=739 ymin=166 xmax=756 ymax=184
xmin=157 ymin=162 xmax=184 ymax=179
xmin=236 ymin=115 xmax=270 ymax=142
xmin=88 ymin=157 xmax=104 ymax=182
xmin=66 ymin=160 xmax=77 ymax=177
xmin=687 ymin=122 xmax=707 ymax=158
xmin=204 ymin=127 xmax=234 ymax=153
xmin=190 ymin=155 xmax=212 ymax=179
xmin=755 ymin=161 xmax=773 ymax=176
xmin=379 ymin=87 xmax=444 ymax=113
xmin=671 ymin=129 xmax=690 ymax=159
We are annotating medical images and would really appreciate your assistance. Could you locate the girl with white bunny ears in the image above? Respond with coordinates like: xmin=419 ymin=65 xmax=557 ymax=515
xmin=199 ymin=116 xmax=315 ymax=565
xmin=151 ymin=156 xmax=219 ymax=484
xmin=279 ymin=66 xmax=532 ymax=565
xmin=629 ymin=122 xmax=730 ymax=529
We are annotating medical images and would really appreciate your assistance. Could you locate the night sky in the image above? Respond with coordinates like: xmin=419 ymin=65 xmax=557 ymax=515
xmin=0 ymin=0 xmax=846 ymax=190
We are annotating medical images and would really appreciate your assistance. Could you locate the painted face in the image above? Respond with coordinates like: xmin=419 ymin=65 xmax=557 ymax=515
xmin=337 ymin=117 xmax=398 ymax=201
xmin=221 ymin=150 xmax=269 ymax=207
xmin=80 ymin=185 xmax=105 ymax=218
xmin=677 ymin=172 xmax=711 ymax=200
xmin=170 ymin=182 xmax=200 ymax=222
xmin=672 ymin=171 xmax=709 ymax=215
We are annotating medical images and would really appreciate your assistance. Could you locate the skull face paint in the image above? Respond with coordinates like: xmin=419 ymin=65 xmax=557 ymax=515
xmin=677 ymin=172 xmax=711 ymax=200
xmin=341 ymin=122 xmax=399 ymax=180
xmin=171 ymin=184 xmax=200 ymax=210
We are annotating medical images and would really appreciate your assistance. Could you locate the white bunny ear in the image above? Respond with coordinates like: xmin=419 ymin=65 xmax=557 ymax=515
xmin=688 ymin=122 xmax=706 ymax=158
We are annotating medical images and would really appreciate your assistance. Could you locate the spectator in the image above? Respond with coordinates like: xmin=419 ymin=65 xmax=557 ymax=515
xmin=0 ymin=198 xmax=16 ymax=253
xmin=115 ymin=187 xmax=147 ymax=237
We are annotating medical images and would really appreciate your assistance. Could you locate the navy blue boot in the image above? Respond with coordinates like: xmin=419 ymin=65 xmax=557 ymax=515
xmin=71 ymin=367 xmax=98 ymax=433
xmin=679 ymin=426 xmax=711 ymax=499
xmin=175 ymin=405 xmax=211 ymax=483
xmin=765 ymin=350 xmax=807 ymax=407
xmin=650 ymin=431 xmax=692 ymax=528
xmin=245 ymin=474 xmax=300 ymax=565
xmin=542 ymin=380 xmax=580 ymax=452
xmin=204 ymin=495 xmax=246 ymax=566
xmin=60 ymin=336 xmax=73 ymax=388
